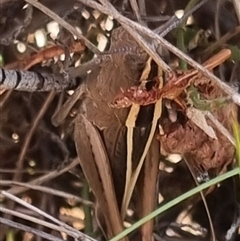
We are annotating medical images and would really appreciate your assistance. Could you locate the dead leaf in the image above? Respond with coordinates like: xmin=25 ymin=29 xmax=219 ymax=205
xmin=186 ymin=107 xmax=217 ymax=139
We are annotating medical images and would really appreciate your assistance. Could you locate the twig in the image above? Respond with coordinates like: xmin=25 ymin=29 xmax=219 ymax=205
xmin=214 ymin=0 xmax=221 ymax=40
xmin=98 ymin=0 xmax=171 ymax=72
xmin=0 ymin=69 xmax=77 ymax=91
xmin=13 ymin=91 xmax=55 ymax=183
xmin=5 ymin=158 xmax=79 ymax=196
xmin=24 ymin=0 xmax=100 ymax=54
xmin=154 ymin=15 xmax=178 ymax=35
xmin=67 ymin=58 xmax=102 ymax=79
xmin=233 ymin=0 xmax=240 ymax=24
xmin=158 ymin=0 xmax=210 ymax=37
xmin=0 ymin=217 xmax=65 ymax=241
xmin=0 ymin=207 xmax=80 ymax=239
xmin=0 ymin=90 xmax=13 ymax=108
xmin=201 ymin=26 xmax=240 ymax=56
xmin=0 ymin=180 xmax=93 ymax=207
xmin=0 ymin=169 xmax=49 ymax=174
xmin=206 ymin=111 xmax=236 ymax=146
xmin=0 ymin=0 xmax=19 ymax=4
xmin=129 ymin=0 xmax=144 ymax=24
xmin=141 ymin=15 xmax=171 ymax=22
xmin=183 ymin=156 xmax=216 ymax=241
xmin=1 ymin=191 xmax=96 ymax=241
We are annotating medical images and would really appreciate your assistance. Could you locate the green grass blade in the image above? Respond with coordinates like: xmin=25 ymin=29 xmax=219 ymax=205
xmin=109 ymin=168 xmax=240 ymax=241
xmin=233 ymin=121 xmax=240 ymax=171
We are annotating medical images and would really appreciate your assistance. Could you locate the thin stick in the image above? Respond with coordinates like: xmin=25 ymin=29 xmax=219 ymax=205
xmin=121 ymin=59 xmax=163 ymax=218
xmin=0 ymin=207 xmax=80 ymax=239
xmin=201 ymin=26 xmax=240 ymax=56
xmin=159 ymin=0 xmax=210 ymax=37
xmin=233 ymin=0 xmax=240 ymax=23
xmin=98 ymin=0 xmax=171 ymax=72
xmin=1 ymin=190 xmax=95 ymax=240
xmin=24 ymin=0 xmax=100 ymax=54
xmin=5 ymin=158 xmax=79 ymax=196
xmin=0 ymin=217 xmax=65 ymax=241
xmin=183 ymin=157 xmax=216 ymax=241
xmin=206 ymin=111 xmax=236 ymax=146
xmin=13 ymin=91 xmax=55 ymax=183
xmin=0 ymin=180 xmax=93 ymax=207
xmin=129 ymin=0 xmax=144 ymax=24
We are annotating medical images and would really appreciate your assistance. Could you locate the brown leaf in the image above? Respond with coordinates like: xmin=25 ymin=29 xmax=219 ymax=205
xmin=159 ymin=113 xmax=235 ymax=177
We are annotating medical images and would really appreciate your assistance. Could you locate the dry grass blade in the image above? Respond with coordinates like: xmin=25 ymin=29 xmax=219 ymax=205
xmin=139 ymin=136 xmax=160 ymax=241
xmin=201 ymin=26 xmax=240 ymax=56
xmin=121 ymin=60 xmax=163 ymax=219
xmin=0 ymin=180 xmax=93 ymax=206
xmin=13 ymin=91 xmax=55 ymax=182
xmin=0 ymin=206 xmax=79 ymax=238
xmin=1 ymin=191 xmax=95 ymax=240
xmin=122 ymin=103 xmax=140 ymax=219
xmin=129 ymin=0 xmax=143 ymax=24
xmin=0 ymin=217 xmax=65 ymax=241
xmin=122 ymin=58 xmax=152 ymax=219
xmin=5 ymin=158 xmax=79 ymax=196
xmin=233 ymin=0 xmax=240 ymax=23
xmin=183 ymin=157 xmax=216 ymax=241
xmin=51 ymin=84 xmax=86 ymax=126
